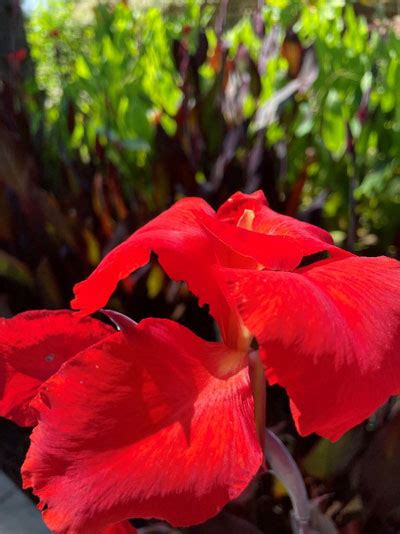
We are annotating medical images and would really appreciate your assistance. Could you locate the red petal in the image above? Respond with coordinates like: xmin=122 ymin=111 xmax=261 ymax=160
xmin=102 ymin=521 xmax=137 ymax=534
xmin=22 ymin=319 xmax=262 ymax=532
xmin=71 ymin=198 xmax=214 ymax=315
xmin=216 ymin=190 xmax=270 ymax=221
xmin=71 ymin=196 xmax=303 ymax=348
xmin=223 ymin=256 xmax=400 ymax=440
xmin=217 ymin=190 xmax=350 ymax=258
xmin=0 ymin=310 xmax=113 ymax=426
xmin=200 ymin=213 xmax=302 ymax=271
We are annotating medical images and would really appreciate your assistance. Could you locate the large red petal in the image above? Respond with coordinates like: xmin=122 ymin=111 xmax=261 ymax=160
xmin=0 ymin=310 xmax=113 ymax=426
xmin=71 ymin=196 xmax=303 ymax=347
xmin=71 ymin=198 xmax=213 ymax=316
xmin=222 ymin=256 xmax=400 ymax=440
xmin=217 ymin=190 xmax=350 ymax=258
xmin=22 ymin=319 xmax=262 ymax=533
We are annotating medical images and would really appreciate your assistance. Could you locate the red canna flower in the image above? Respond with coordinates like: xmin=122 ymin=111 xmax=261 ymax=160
xmin=3 ymin=190 xmax=400 ymax=533
xmin=71 ymin=190 xmax=400 ymax=441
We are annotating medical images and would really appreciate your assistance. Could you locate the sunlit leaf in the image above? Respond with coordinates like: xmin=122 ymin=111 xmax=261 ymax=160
xmin=146 ymin=264 xmax=165 ymax=299
xmin=75 ymin=55 xmax=91 ymax=80
xmin=302 ymin=428 xmax=364 ymax=480
xmin=321 ymin=89 xmax=347 ymax=159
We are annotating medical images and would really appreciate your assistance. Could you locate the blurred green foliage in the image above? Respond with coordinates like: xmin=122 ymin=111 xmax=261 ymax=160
xmin=27 ymin=0 xmax=213 ymax=194
xmin=25 ymin=0 xmax=400 ymax=256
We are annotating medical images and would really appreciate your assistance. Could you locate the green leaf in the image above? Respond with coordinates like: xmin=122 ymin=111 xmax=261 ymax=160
xmin=303 ymin=428 xmax=364 ymax=480
xmin=321 ymin=89 xmax=347 ymax=159
xmin=75 ymin=55 xmax=91 ymax=80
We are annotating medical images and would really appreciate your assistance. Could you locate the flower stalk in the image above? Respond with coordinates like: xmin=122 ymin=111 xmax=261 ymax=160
xmin=265 ymin=429 xmax=311 ymax=534
xmin=249 ymin=350 xmax=266 ymax=450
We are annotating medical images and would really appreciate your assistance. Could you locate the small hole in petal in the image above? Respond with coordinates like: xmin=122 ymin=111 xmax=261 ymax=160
xmin=44 ymin=353 xmax=55 ymax=363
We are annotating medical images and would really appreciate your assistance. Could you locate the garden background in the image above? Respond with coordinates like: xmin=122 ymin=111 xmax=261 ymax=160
xmin=1 ymin=0 xmax=400 ymax=532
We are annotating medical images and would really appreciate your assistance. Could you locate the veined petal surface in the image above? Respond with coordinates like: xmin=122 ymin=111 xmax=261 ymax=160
xmin=22 ymin=318 xmax=262 ymax=532
xmin=0 ymin=310 xmax=113 ymax=426
xmin=223 ymin=256 xmax=400 ymax=440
